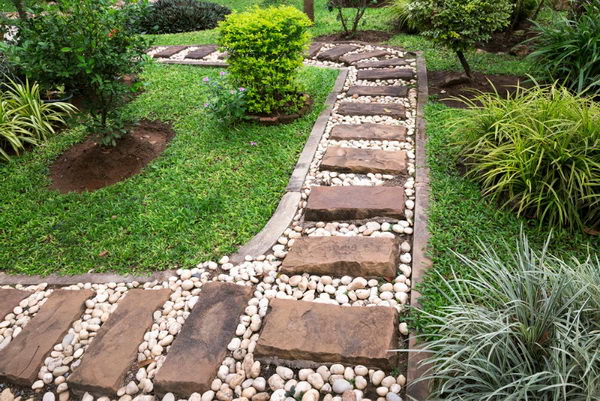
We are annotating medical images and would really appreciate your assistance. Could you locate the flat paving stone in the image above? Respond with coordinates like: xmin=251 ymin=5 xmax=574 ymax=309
xmin=305 ymin=186 xmax=405 ymax=221
xmin=357 ymin=68 xmax=415 ymax=81
xmin=255 ymin=299 xmax=398 ymax=368
xmin=185 ymin=45 xmax=218 ymax=60
xmin=316 ymin=45 xmax=360 ymax=62
xmin=347 ymin=85 xmax=409 ymax=97
xmin=321 ymin=146 xmax=407 ymax=175
xmin=0 ymin=289 xmax=93 ymax=386
xmin=154 ymin=282 xmax=253 ymax=396
xmin=68 ymin=289 xmax=171 ymax=395
xmin=337 ymin=102 xmax=406 ymax=119
xmin=330 ymin=123 xmax=407 ymax=141
xmin=0 ymin=289 xmax=30 ymax=321
xmin=281 ymin=236 xmax=399 ymax=279
xmin=340 ymin=50 xmax=390 ymax=65
xmin=153 ymin=46 xmax=188 ymax=58
xmin=355 ymin=58 xmax=409 ymax=69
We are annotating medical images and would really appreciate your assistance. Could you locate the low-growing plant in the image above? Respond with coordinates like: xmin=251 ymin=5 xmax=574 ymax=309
xmin=218 ymin=6 xmax=311 ymax=115
xmin=326 ymin=0 xmax=376 ymax=38
xmin=387 ymin=0 xmax=419 ymax=33
xmin=202 ymin=71 xmax=247 ymax=126
xmin=138 ymin=0 xmax=231 ymax=34
xmin=449 ymin=83 xmax=600 ymax=232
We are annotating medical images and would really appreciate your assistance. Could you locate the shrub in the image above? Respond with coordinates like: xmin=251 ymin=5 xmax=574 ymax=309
xmin=138 ymin=0 xmax=231 ymax=34
xmin=528 ymin=2 xmax=600 ymax=95
xmin=407 ymin=0 xmax=513 ymax=78
xmin=449 ymin=84 xmax=600 ymax=232
xmin=218 ymin=6 xmax=311 ymax=115
xmin=202 ymin=71 xmax=247 ymax=126
xmin=416 ymin=235 xmax=600 ymax=400
xmin=387 ymin=0 xmax=419 ymax=33
xmin=326 ymin=0 xmax=376 ymax=38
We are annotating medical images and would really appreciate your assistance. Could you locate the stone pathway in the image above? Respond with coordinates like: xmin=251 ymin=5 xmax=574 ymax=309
xmin=0 ymin=42 xmax=423 ymax=401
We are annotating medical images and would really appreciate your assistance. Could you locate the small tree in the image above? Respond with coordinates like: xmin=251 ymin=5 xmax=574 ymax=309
xmin=327 ymin=0 xmax=375 ymax=38
xmin=408 ymin=0 xmax=513 ymax=79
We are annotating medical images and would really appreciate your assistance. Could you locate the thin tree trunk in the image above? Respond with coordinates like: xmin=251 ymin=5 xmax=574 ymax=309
xmin=532 ymin=0 xmax=545 ymax=20
xmin=12 ymin=0 xmax=27 ymax=20
xmin=304 ymin=0 xmax=314 ymax=22
xmin=456 ymin=50 xmax=472 ymax=79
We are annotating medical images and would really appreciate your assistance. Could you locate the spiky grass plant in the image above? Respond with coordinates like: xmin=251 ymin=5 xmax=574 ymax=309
xmin=414 ymin=235 xmax=600 ymax=400
xmin=449 ymin=83 xmax=600 ymax=232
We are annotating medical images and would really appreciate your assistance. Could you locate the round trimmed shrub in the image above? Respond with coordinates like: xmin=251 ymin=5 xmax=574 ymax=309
xmin=139 ymin=0 xmax=231 ymax=34
xmin=218 ymin=6 xmax=312 ymax=115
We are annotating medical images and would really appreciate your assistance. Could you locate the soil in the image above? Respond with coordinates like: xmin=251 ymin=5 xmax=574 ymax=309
xmin=315 ymin=30 xmax=393 ymax=44
xmin=247 ymin=94 xmax=314 ymax=125
xmin=477 ymin=21 xmax=538 ymax=55
xmin=49 ymin=119 xmax=175 ymax=193
xmin=428 ymin=71 xmax=530 ymax=108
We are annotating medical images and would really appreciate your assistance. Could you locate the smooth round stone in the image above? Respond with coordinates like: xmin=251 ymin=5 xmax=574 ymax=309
xmin=330 ymin=364 xmax=344 ymax=375
xmin=371 ymin=371 xmax=385 ymax=386
xmin=301 ymin=389 xmax=320 ymax=401
xmin=162 ymin=393 xmax=175 ymax=401
xmin=307 ymin=372 xmax=324 ymax=390
xmin=42 ymin=393 xmax=55 ymax=401
xmin=332 ymin=379 xmax=352 ymax=394
xmin=385 ymin=393 xmax=402 ymax=401
xmin=354 ymin=366 xmax=368 ymax=376
xmin=381 ymin=376 xmax=396 ymax=388
xmin=276 ymin=366 xmax=294 ymax=380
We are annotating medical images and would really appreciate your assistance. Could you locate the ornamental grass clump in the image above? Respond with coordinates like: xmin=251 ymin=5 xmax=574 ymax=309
xmin=449 ymin=83 xmax=600 ymax=232
xmin=217 ymin=6 xmax=312 ymax=115
xmin=416 ymin=235 xmax=600 ymax=400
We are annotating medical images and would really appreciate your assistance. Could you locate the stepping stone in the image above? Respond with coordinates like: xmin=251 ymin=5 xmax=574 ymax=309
xmin=185 ymin=45 xmax=218 ymax=60
xmin=68 ymin=289 xmax=171 ymax=395
xmin=0 ymin=289 xmax=30 ymax=321
xmin=321 ymin=147 xmax=407 ymax=175
xmin=281 ymin=236 xmax=398 ymax=279
xmin=347 ymin=85 xmax=409 ymax=97
xmin=0 ymin=289 xmax=93 ymax=386
xmin=308 ymin=42 xmax=324 ymax=58
xmin=317 ymin=45 xmax=360 ymax=62
xmin=153 ymin=46 xmax=188 ymax=58
xmin=255 ymin=299 xmax=398 ymax=368
xmin=154 ymin=282 xmax=253 ymax=396
xmin=305 ymin=186 xmax=405 ymax=221
xmin=337 ymin=103 xmax=406 ymax=119
xmin=330 ymin=123 xmax=407 ymax=141
xmin=356 ymin=58 xmax=409 ymax=69
xmin=340 ymin=50 xmax=390 ymax=65
xmin=357 ymin=68 xmax=415 ymax=81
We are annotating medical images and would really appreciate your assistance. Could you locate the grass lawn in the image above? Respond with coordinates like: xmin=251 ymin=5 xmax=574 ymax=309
xmin=0 ymin=63 xmax=339 ymax=276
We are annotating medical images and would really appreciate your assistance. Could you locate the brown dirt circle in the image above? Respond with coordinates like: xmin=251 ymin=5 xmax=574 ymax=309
xmin=49 ymin=119 xmax=175 ymax=193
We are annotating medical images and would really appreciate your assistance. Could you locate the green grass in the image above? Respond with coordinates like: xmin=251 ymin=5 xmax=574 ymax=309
xmin=0 ymin=63 xmax=338 ymax=276
xmin=415 ymin=102 xmax=600 ymax=334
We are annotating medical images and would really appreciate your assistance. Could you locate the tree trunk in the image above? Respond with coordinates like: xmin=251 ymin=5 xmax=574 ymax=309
xmin=456 ymin=50 xmax=473 ymax=80
xmin=304 ymin=0 xmax=314 ymax=22
xmin=12 ymin=0 xmax=27 ymax=20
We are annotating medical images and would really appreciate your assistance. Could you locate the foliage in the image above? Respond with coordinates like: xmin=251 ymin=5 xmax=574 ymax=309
xmin=416 ymin=235 xmax=600 ymax=400
xmin=326 ymin=0 xmax=376 ymax=38
xmin=509 ymin=0 xmax=540 ymax=29
xmin=387 ymin=0 xmax=419 ymax=33
xmin=138 ymin=0 xmax=231 ymax=34
xmin=218 ymin=6 xmax=311 ymax=115
xmin=0 ymin=79 xmax=75 ymax=161
xmin=202 ymin=71 xmax=247 ymax=126
xmin=528 ymin=2 xmax=600 ymax=95
xmin=407 ymin=0 xmax=513 ymax=77
xmin=449 ymin=83 xmax=600 ymax=232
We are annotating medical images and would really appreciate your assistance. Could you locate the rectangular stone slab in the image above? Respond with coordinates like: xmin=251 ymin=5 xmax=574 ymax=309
xmin=0 ymin=289 xmax=93 ymax=386
xmin=68 ymin=289 xmax=171 ymax=395
xmin=347 ymin=85 xmax=409 ymax=97
xmin=305 ymin=186 xmax=405 ymax=221
xmin=330 ymin=123 xmax=406 ymax=141
xmin=255 ymin=299 xmax=398 ymax=368
xmin=185 ymin=45 xmax=217 ymax=60
xmin=321 ymin=147 xmax=407 ymax=175
xmin=153 ymin=46 xmax=188 ymax=58
xmin=340 ymin=50 xmax=390 ymax=65
xmin=355 ymin=59 xmax=409 ymax=69
xmin=337 ymin=103 xmax=406 ymax=119
xmin=357 ymin=68 xmax=415 ymax=81
xmin=0 ymin=289 xmax=30 ymax=321
xmin=316 ymin=45 xmax=359 ymax=61
xmin=154 ymin=282 xmax=253 ymax=396
xmin=281 ymin=236 xmax=399 ymax=279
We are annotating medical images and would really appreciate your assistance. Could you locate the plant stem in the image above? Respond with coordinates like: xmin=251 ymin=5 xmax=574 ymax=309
xmin=456 ymin=50 xmax=473 ymax=79
xmin=11 ymin=0 xmax=26 ymax=20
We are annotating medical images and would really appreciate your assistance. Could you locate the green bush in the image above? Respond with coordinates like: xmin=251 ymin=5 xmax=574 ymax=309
xmin=417 ymin=235 xmax=600 ymax=400
xmin=449 ymin=84 xmax=600 ymax=232
xmin=138 ymin=0 xmax=231 ymax=34
xmin=218 ymin=6 xmax=311 ymax=115
xmin=387 ymin=0 xmax=419 ymax=33
xmin=407 ymin=0 xmax=513 ymax=77
xmin=528 ymin=2 xmax=600 ymax=95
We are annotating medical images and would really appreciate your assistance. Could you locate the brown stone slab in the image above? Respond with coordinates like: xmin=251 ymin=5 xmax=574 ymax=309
xmin=255 ymin=299 xmax=398 ymax=368
xmin=152 ymin=46 xmax=188 ymax=58
xmin=308 ymin=42 xmax=324 ymax=58
xmin=0 ymin=289 xmax=30 ymax=321
xmin=340 ymin=50 xmax=389 ymax=65
xmin=0 ymin=289 xmax=93 ymax=386
xmin=185 ymin=45 xmax=218 ymax=60
xmin=330 ymin=123 xmax=406 ymax=141
xmin=347 ymin=85 xmax=409 ymax=97
xmin=305 ymin=186 xmax=405 ymax=221
xmin=321 ymin=147 xmax=407 ymax=175
xmin=68 ymin=289 xmax=171 ymax=395
xmin=316 ymin=45 xmax=360 ymax=62
xmin=281 ymin=236 xmax=398 ymax=279
xmin=356 ymin=58 xmax=409 ymax=69
xmin=357 ymin=68 xmax=415 ymax=81
xmin=154 ymin=282 xmax=253 ymax=396
xmin=337 ymin=103 xmax=406 ymax=119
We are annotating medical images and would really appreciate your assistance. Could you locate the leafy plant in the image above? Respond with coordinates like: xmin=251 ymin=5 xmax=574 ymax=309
xmin=407 ymin=0 xmax=513 ymax=78
xmin=138 ymin=0 xmax=231 ymax=34
xmin=218 ymin=6 xmax=311 ymax=115
xmin=326 ymin=0 xmax=376 ymax=38
xmin=202 ymin=71 xmax=247 ymax=126
xmin=414 ymin=234 xmax=600 ymax=400
xmin=449 ymin=83 xmax=600 ymax=232
xmin=388 ymin=0 xmax=419 ymax=33
xmin=528 ymin=2 xmax=600 ymax=95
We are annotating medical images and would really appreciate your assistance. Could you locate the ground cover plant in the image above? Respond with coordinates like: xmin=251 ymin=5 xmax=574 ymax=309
xmin=137 ymin=0 xmax=231 ymax=34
